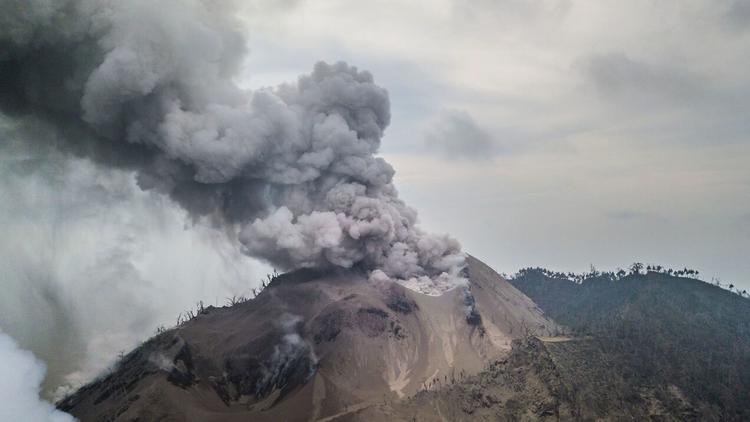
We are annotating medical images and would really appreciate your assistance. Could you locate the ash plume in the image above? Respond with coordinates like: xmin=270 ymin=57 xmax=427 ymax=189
xmin=0 ymin=0 xmax=465 ymax=293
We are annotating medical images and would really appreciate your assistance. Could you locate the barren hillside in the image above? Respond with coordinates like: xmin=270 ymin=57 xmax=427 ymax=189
xmin=59 ymin=256 xmax=556 ymax=421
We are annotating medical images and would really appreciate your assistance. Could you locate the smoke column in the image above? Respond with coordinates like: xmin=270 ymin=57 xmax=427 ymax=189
xmin=0 ymin=0 xmax=465 ymax=294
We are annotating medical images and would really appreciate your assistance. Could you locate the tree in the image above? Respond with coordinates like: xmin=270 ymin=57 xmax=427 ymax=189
xmin=630 ymin=262 xmax=644 ymax=275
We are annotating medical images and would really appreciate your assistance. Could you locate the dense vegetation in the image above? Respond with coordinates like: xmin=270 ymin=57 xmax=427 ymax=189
xmin=510 ymin=267 xmax=750 ymax=421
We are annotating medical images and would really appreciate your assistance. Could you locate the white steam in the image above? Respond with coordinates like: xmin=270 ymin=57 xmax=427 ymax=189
xmin=0 ymin=330 xmax=76 ymax=422
xmin=0 ymin=119 xmax=266 ymax=398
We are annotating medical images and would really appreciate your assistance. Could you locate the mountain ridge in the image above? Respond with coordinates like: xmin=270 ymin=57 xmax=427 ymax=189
xmin=509 ymin=268 xmax=750 ymax=421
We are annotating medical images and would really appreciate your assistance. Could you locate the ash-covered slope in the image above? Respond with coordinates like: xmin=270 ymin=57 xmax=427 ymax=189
xmin=58 ymin=256 xmax=556 ymax=421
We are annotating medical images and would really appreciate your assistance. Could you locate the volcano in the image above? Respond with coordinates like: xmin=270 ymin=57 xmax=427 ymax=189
xmin=57 ymin=256 xmax=557 ymax=421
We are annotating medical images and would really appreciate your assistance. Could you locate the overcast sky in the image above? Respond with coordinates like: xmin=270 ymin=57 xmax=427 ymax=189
xmin=238 ymin=0 xmax=750 ymax=288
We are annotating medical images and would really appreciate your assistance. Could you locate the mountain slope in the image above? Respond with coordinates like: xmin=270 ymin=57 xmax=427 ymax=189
xmin=510 ymin=269 xmax=750 ymax=421
xmin=58 ymin=256 xmax=557 ymax=421
xmin=368 ymin=335 xmax=699 ymax=421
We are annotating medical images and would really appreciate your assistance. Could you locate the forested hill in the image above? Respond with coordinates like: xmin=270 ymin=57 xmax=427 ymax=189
xmin=510 ymin=268 xmax=750 ymax=421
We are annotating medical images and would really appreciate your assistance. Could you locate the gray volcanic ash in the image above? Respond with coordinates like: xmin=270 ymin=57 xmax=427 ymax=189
xmin=0 ymin=0 xmax=463 ymax=294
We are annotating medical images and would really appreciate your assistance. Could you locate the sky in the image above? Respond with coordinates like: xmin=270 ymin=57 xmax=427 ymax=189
xmin=237 ymin=0 xmax=750 ymax=287
xmin=0 ymin=0 xmax=749 ymax=403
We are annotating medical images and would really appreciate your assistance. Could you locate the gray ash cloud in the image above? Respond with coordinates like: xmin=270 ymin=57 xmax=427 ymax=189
xmin=0 ymin=0 xmax=465 ymax=293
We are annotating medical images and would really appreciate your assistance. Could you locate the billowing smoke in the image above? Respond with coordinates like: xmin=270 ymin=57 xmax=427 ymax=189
xmin=0 ymin=330 xmax=75 ymax=421
xmin=0 ymin=120 xmax=266 ymax=399
xmin=0 ymin=0 xmax=465 ymax=294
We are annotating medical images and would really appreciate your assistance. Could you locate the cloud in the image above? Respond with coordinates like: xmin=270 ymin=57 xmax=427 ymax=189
xmin=0 ymin=330 xmax=75 ymax=421
xmin=723 ymin=1 xmax=750 ymax=30
xmin=424 ymin=110 xmax=497 ymax=160
xmin=577 ymin=53 xmax=703 ymax=105
xmin=606 ymin=210 xmax=666 ymax=223
xmin=452 ymin=0 xmax=572 ymax=26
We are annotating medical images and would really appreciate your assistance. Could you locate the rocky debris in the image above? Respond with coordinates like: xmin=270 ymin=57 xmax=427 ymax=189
xmin=216 ymin=330 xmax=317 ymax=404
xmin=462 ymin=288 xmax=483 ymax=329
xmin=465 ymin=308 xmax=482 ymax=327
xmin=312 ymin=305 xmax=407 ymax=344
xmin=164 ymin=338 xmax=196 ymax=388
xmin=385 ymin=286 xmax=419 ymax=314
xmin=312 ymin=309 xmax=347 ymax=344
xmin=356 ymin=307 xmax=390 ymax=337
